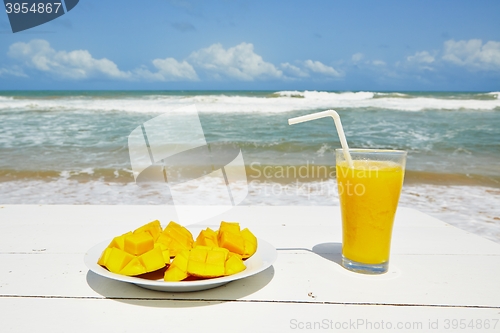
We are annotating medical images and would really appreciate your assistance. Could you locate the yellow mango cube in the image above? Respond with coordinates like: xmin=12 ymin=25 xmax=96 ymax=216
xmin=219 ymin=221 xmax=240 ymax=234
xmin=119 ymin=257 xmax=147 ymax=276
xmin=155 ymin=243 xmax=171 ymax=264
xmin=225 ymin=252 xmax=246 ymax=276
xmin=187 ymin=246 xmax=228 ymax=278
xmin=107 ymin=231 xmax=132 ymax=250
xmin=105 ymin=248 xmax=134 ymax=274
xmin=206 ymin=247 xmax=229 ymax=265
xmin=139 ymin=246 xmax=166 ymax=273
xmin=163 ymin=266 xmax=188 ymax=282
xmin=205 ymin=247 xmax=229 ymax=277
xmin=164 ymin=249 xmax=190 ymax=281
xmin=195 ymin=228 xmax=219 ymax=247
xmin=241 ymin=228 xmax=258 ymax=259
xmin=165 ymin=221 xmax=193 ymax=239
xmin=98 ymin=247 xmax=113 ymax=266
xmin=133 ymin=220 xmax=162 ymax=241
xmin=124 ymin=232 xmax=154 ymax=255
xmin=158 ymin=221 xmax=193 ymax=257
xmin=218 ymin=230 xmax=245 ymax=255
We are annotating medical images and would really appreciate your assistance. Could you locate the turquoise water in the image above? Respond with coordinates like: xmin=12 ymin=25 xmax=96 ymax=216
xmin=1 ymin=90 xmax=499 ymax=242
xmin=1 ymin=90 xmax=499 ymax=183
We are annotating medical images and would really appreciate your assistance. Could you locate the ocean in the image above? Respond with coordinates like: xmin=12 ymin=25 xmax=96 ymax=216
xmin=0 ymin=90 xmax=499 ymax=242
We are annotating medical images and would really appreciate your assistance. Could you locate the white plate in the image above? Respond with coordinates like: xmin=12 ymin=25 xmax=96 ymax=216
xmin=84 ymin=230 xmax=277 ymax=293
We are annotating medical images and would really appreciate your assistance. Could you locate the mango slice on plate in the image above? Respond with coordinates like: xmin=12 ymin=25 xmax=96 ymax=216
xmin=105 ymin=248 xmax=134 ymax=274
xmin=218 ymin=221 xmax=245 ymax=255
xmin=194 ymin=227 xmax=219 ymax=247
xmin=217 ymin=221 xmax=258 ymax=258
xmin=97 ymin=247 xmax=113 ymax=266
xmin=133 ymin=220 xmax=162 ymax=241
xmin=107 ymin=231 xmax=132 ymax=251
xmin=139 ymin=246 xmax=166 ymax=273
xmin=225 ymin=252 xmax=246 ymax=276
xmin=187 ymin=246 xmax=229 ymax=278
xmin=164 ymin=249 xmax=190 ymax=281
xmin=120 ymin=257 xmax=147 ymax=276
xmin=155 ymin=243 xmax=171 ymax=264
xmin=124 ymin=232 xmax=154 ymax=256
xmin=241 ymin=228 xmax=258 ymax=259
xmin=157 ymin=221 xmax=194 ymax=257
xmin=98 ymin=219 xmax=257 ymax=280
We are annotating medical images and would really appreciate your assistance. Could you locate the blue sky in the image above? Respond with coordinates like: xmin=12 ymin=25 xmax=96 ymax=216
xmin=1 ymin=0 xmax=499 ymax=91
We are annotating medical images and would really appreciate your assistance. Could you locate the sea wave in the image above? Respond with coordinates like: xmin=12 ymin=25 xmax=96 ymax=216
xmin=487 ymin=91 xmax=500 ymax=99
xmin=2 ymin=165 xmax=498 ymax=188
xmin=1 ymin=91 xmax=499 ymax=113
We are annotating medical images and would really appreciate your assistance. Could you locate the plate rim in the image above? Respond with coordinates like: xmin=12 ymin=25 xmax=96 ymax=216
xmin=84 ymin=229 xmax=277 ymax=289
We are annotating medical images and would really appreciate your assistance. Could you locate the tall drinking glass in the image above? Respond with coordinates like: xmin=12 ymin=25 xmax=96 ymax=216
xmin=336 ymin=149 xmax=407 ymax=274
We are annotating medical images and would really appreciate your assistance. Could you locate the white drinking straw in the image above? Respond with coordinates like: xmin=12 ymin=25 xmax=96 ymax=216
xmin=288 ymin=110 xmax=354 ymax=168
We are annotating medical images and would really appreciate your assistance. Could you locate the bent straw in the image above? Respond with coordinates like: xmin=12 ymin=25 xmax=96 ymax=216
xmin=288 ymin=110 xmax=354 ymax=168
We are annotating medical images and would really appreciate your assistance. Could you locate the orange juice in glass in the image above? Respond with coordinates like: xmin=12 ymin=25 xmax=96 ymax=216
xmin=336 ymin=149 xmax=406 ymax=274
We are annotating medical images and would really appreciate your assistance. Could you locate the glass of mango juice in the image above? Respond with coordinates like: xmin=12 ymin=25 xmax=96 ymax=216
xmin=336 ymin=149 xmax=407 ymax=274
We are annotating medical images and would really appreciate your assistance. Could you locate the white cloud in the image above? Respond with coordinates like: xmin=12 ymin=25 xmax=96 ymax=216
xmin=188 ymin=42 xmax=282 ymax=81
xmin=280 ymin=62 xmax=309 ymax=77
xmin=8 ymin=39 xmax=131 ymax=80
xmin=303 ymin=60 xmax=341 ymax=77
xmin=351 ymin=53 xmax=364 ymax=62
xmin=0 ymin=65 xmax=27 ymax=78
xmin=136 ymin=58 xmax=198 ymax=81
xmin=407 ymin=51 xmax=435 ymax=64
xmin=371 ymin=60 xmax=386 ymax=66
xmin=442 ymin=39 xmax=500 ymax=70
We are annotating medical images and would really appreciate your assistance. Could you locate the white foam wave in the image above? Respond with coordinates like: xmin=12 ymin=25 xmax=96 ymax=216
xmin=276 ymin=90 xmax=375 ymax=100
xmin=60 ymin=168 xmax=96 ymax=179
xmin=487 ymin=92 xmax=500 ymax=99
xmin=0 ymin=91 xmax=499 ymax=113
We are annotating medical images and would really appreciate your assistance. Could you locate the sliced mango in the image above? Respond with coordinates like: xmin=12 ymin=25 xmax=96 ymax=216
xmin=241 ymin=228 xmax=258 ymax=259
xmin=225 ymin=252 xmax=246 ymax=275
xmin=195 ymin=227 xmax=219 ymax=247
xmin=120 ymin=257 xmax=147 ymax=276
xmin=218 ymin=222 xmax=245 ymax=255
xmin=155 ymin=243 xmax=171 ymax=264
xmin=157 ymin=221 xmax=193 ymax=257
xmin=219 ymin=221 xmax=241 ymax=235
xmin=164 ymin=249 xmax=190 ymax=281
xmin=187 ymin=246 xmax=229 ymax=278
xmin=105 ymin=248 xmax=134 ymax=274
xmin=124 ymin=232 xmax=154 ymax=256
xmin=98 ymin=247 xmax=113 ymax=266
xmin=98 ymin=219 xmax=256 ymax=280
xmin=133 ymin=220 xmax=162 ymax=241
xmin=139 ymin=246 xmax=166 ymax=273
xmin=107 ymin=231 xmax=132 ymax=250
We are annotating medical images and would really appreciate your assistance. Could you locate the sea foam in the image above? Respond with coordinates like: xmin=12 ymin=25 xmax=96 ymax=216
xmin=1 ymin=91 xmax=499 ymax=113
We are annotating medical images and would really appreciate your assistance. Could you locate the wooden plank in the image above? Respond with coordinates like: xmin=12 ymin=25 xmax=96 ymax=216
xmin=1 ymin=206 xmax=499 ymax=255
xmin=1 ymin=250 xmax=499 ymax=307
xmin=1 ymin=297 xmax=499 ymax=333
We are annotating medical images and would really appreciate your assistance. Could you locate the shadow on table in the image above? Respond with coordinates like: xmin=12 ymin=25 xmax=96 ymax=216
xmin=86 ymin=266 xmax=274 ymax=308
xmin=277 ymin=242 xmax=342 ymax=266
xmin=312 ymin=242 xmax=343 ymax=265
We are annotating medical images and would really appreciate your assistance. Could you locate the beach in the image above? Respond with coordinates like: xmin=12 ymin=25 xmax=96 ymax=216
xmin=0 ymin=90 xmax=499 ymax=243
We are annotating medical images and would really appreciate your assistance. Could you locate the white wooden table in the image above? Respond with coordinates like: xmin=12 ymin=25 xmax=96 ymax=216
xmin=1 ymin=205 xmax=499 ymax=332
